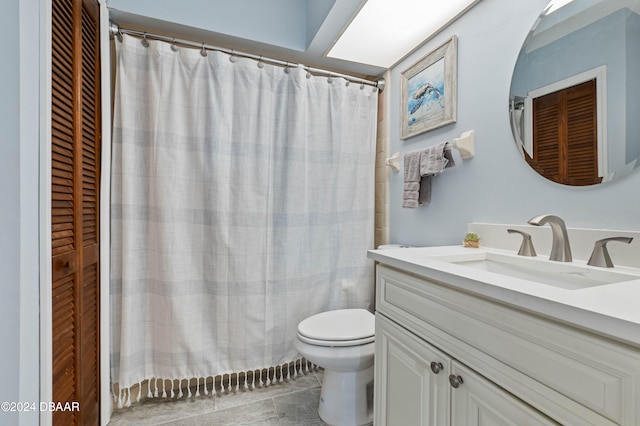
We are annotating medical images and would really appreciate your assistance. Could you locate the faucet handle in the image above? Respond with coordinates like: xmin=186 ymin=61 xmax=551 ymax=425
xmin=507 ymin=229 xmax=537 ymax=257
xmin=587 ymin=237 xmax=633 ymax=268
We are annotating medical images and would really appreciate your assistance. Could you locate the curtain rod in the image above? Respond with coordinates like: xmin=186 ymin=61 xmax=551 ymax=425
xmin=109 ymin=22 xmax=385 ymax=92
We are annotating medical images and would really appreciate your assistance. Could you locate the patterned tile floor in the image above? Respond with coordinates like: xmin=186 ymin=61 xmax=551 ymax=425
xmin=108 ymin=369 xmax=325 ymax=425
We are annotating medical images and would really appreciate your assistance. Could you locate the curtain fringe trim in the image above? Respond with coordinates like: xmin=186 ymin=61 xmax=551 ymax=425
xmin=113 ymin=358 xmax=317 ymax=409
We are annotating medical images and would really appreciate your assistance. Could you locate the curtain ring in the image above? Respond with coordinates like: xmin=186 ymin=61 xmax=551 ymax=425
xmin=200 ymin=43 xmax=208 ymax=57
xmin=284 ymin=62 xmax=291 ymax=74
xmin=327 ymin=73 xmax=333 ymax=84
xmin=141 ymin=32 xmax=149 ymax=48
xmin=360 ymin=82 xmax=365 ymax=90
xmin=257 ymin=55 xmax=264 ymax=69
xmin=229 ymin=49 xmax=237 ymax=63
xmin=170 ymin=38 xmax=179 ymax=52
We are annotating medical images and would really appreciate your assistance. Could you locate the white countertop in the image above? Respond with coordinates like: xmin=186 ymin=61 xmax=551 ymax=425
xmin=368 ymin=245 xmax=640 ymax=348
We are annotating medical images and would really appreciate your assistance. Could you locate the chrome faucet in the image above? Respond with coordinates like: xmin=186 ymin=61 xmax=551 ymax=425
xmin=527 ymin=214 xmax=572 ymax=262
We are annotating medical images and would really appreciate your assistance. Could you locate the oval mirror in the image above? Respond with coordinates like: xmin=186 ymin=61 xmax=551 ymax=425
xmin=509 ymin=0 xmax=640 ymax=186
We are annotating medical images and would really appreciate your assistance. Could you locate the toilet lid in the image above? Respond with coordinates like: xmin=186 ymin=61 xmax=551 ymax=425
xmin=297 ymin=309 xmax=375 ymax=343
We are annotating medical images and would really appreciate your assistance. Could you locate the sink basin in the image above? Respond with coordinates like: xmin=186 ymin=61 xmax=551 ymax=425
xmin=431 ymin=251 xmax=637 ymax=290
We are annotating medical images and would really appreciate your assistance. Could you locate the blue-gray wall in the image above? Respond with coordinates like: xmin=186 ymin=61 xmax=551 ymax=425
xmin=306 ymin=0 xmax=336 ymax=46
xmin=108 ymin=0 xmax=313 ymax=51
xmin=626 ymin=10 xmax=640 ymax=163
xmin=1 ymin=0 xmax=41 ymax=424
xmin=0 ymin=2 xmax=22 ymax=423
xmin=388 ymin=0 xmax=640 ymax=247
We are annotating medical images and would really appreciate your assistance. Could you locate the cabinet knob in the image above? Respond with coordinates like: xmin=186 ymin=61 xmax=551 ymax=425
xmin=55 ymin=257 xmax=75 ymax=275
xmin=449 ymin=374 xmax=464 ymax=389
xmin=430 ymin=361 xmax=444 ymax=374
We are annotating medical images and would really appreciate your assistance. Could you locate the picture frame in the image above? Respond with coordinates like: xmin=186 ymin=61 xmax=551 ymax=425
xmin=401 ymin=36 xmax=457 ymax=139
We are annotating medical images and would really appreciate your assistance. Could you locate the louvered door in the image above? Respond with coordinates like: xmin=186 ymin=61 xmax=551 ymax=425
xmin=530 ymin=90 xmax=561 ymax=181
xmin=565 ymin=80 xmax=599 ymax=185
xmin=531 ymin=79 xmax=600 ymax=186
xmin=52 ymin=0 xmax=101 ymax=424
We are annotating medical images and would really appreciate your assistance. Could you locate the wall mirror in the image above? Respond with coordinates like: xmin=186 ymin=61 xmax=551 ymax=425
xmin=509 ymin=0 xmax=640 ymax=186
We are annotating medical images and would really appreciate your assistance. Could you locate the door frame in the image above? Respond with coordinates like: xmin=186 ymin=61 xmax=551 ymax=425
xmin=98 ymin=1 xmax=113 ymax=424
xmin=40 ymin=0 xmax=53 ymax=423
xmin=523 ymin=65 xmax=608 ymax=178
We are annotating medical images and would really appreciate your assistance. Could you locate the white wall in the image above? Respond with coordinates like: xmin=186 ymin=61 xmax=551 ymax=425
xmin=387 ymin=0 xmax=640 ymax=248
xmin=0 ymin=0 xmax=41 ymax=424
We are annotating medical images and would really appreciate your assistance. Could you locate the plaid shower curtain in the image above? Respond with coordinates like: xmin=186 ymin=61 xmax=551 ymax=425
xmin=110 ymin=34 xmax=378 ymax=406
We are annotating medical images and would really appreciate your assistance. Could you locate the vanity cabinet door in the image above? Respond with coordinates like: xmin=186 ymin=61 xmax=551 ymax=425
xmin=375 ymin=313 xmax=450 ymax=426
xmin=450 ymin=360 xmax=559 ymax=426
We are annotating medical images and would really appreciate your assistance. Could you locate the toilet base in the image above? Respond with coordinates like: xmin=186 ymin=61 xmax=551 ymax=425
xmin=318 ymin=366 xmax=374 ymax=426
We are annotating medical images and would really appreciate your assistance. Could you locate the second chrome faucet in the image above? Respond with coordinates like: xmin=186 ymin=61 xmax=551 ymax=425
xmin=527 ymin=214 xmax=572 ymax=262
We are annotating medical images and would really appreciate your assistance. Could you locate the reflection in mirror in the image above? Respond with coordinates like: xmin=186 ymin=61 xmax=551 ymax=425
xmin=509 ymin=0 xmax=640 ymax=186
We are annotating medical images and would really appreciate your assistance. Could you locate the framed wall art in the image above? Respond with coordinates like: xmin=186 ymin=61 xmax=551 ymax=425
xmin=401 ymin=36 xmax=457 ymax=139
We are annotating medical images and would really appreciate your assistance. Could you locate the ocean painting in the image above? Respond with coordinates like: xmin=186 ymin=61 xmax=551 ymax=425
xmin=407 ymin=57 xmax=445 ymax=127
xmin=400 ymin=36 xmax=457 ymax=139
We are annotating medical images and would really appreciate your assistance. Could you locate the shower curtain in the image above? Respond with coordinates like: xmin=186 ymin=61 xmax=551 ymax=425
xmin=110 ymin=34 xmax=378 ymax=405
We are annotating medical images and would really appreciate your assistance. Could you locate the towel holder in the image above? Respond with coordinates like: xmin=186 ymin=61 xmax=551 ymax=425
xmin=385 ymin=130 xmax=474 ymax=173
xmin=451 ymin=130 xmax=474 ymax=159
xmin=385 ymin=152 xmax=401 ymax=173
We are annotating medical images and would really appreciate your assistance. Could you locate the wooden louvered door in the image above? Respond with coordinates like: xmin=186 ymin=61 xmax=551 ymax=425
xmin=51 ymin=0 xmax=101 ymax=424
xmin=531 ymin=79 xmax=600 ymax=186
xmin=565 ymin=80 xmax=600 ymax=185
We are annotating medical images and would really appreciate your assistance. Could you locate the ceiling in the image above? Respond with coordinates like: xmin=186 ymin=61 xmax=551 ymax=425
xmin=107 ymin=0 xmax=385 ymax=78
xmin=107 ymin=0 xmax=479 ymax=79
xmin=527 ymin=0 xmax=640 ymax=53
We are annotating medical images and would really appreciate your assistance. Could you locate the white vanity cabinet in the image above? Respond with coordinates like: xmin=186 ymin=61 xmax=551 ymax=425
xmin=449 ymin=360 xmax=558 ymax=425
xmin=375 ymin=313 xmax=450 ymax=425
xmin=376 ymin=313 xmax=557 ymax=425
xmin=374 ymin=264 xmax=640 ymax=426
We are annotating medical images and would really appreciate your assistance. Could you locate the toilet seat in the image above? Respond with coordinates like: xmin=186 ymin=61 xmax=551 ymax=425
xmin=297 ymin=309 xmax=374 ymax=347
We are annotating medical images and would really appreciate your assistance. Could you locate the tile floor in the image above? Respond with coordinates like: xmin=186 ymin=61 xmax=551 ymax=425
xmin=108 ymin=369 xmax=325 ymax=425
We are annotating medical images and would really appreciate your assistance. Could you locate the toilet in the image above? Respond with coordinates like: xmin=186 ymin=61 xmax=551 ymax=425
xmin=294 ymin=308 xmax=375 ymax=426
